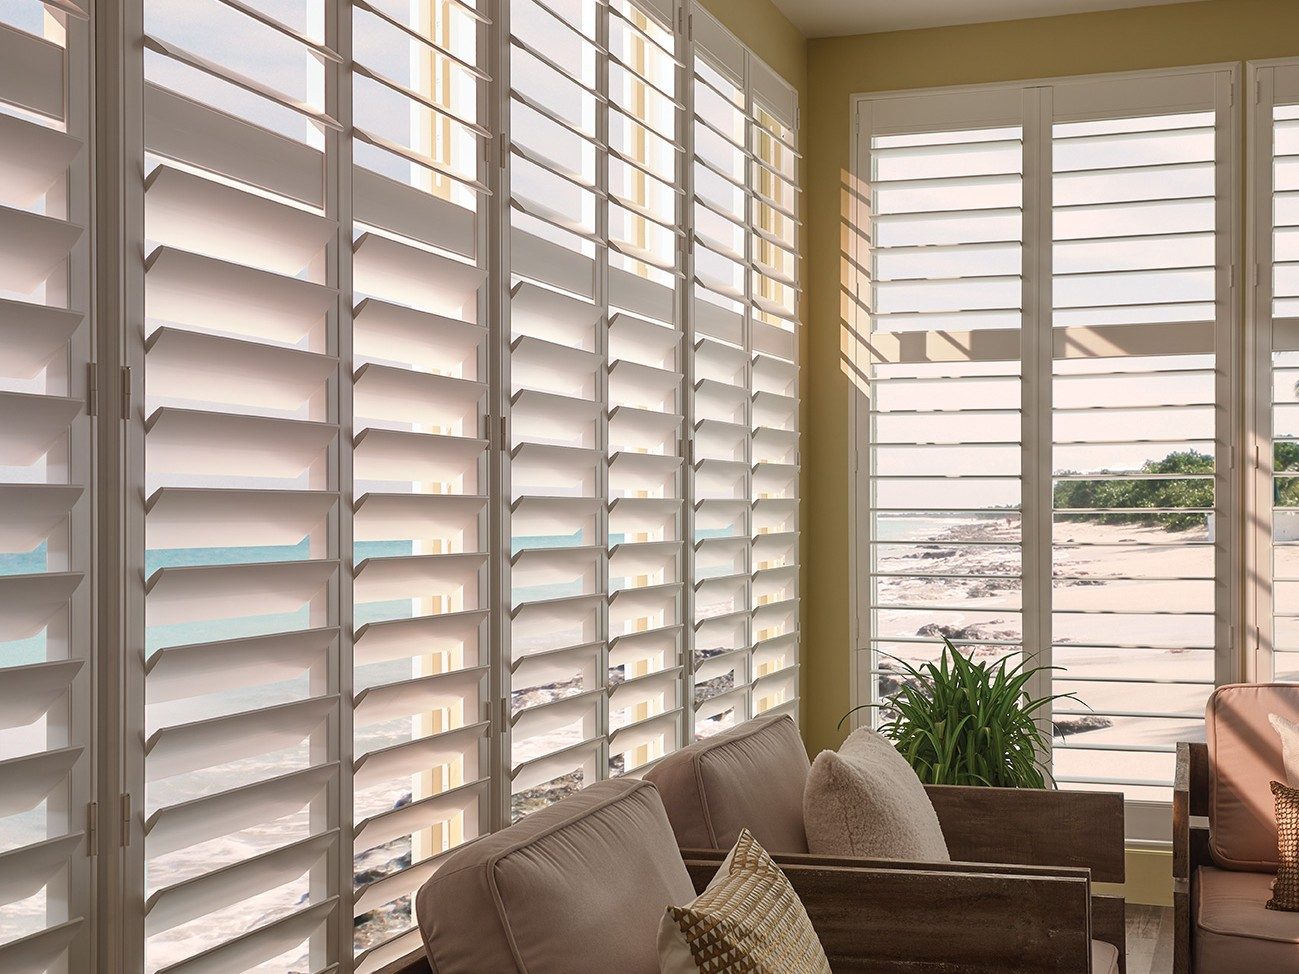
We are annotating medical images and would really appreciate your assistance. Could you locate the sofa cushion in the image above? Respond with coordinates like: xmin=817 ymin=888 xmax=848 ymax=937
xmin=1195 ymin=866 xmax=1299 ymax=972
xmin=658 ymin=829 xmax=832 ymax=974
xmin=415 ymin=778 xmax=695 ymax=974
xmin=1207 ymin=684 xmax=1299 ymax=870
xmin=645 ymin=714 xmax=811 ymax=854
xmin=803 ymin=727 xmax=950 ymax=861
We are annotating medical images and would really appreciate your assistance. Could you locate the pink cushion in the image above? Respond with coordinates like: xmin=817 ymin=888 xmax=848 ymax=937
xmin=415 ymin=778 xmax=695 ymax=974
xmin=1195 ymin=866 xmax=1299 ymax=972
xmin=644 ymin=714 xmax=811 ymax=853
xmin=1206 ymin=684 xmax=1299 ymax=871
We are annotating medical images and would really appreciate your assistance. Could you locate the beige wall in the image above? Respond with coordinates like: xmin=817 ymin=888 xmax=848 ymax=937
xmin=803 ymin=0 xmax=1299 ymax=761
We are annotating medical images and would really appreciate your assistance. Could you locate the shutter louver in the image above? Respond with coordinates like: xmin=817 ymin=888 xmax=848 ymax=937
xmin=0 ymin=5 xmax=93 ymax=973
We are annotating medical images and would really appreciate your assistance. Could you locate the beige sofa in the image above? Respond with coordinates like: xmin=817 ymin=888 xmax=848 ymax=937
xmin=415 ymin=774 xmax=1102 ymax=973
xmin=646 ymin=714 xmax=1124 ymax=973
xmin=1175 ymin=684 xmax=1299 ymax=972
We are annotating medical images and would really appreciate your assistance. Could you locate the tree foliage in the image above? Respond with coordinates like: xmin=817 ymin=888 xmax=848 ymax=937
xmin=1052 ymin=449 xmax=1213 ymax=531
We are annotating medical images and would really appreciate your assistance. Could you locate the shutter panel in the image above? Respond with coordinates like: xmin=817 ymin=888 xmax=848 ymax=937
xmin=0 ymin=4 xmax=93 ymax=973
xmin=506 ymin=0 xmax=685 ymax=817
xmin=747 ymin=63 xmax=800 ymax=720
xmin=1048 ymin=74 xmax=1231 ymax=806
xmin=138 ymin=2 xmax=342 ymax=971
xmin=689 ymin=13 xmax=801 ymax=738
xmin=605 ymin=0 xmax=685 ymax=776
xmin=858 ymin=90 xmax=1029 ymax=737
xmin=504 ymin=0 xmax=607 ymax=814
xmin=1254 ymin=65 xmax=1299 ymax=689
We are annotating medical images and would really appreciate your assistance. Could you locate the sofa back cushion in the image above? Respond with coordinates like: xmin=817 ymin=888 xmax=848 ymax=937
xmin=644 ymin=714 xmax=811 ymax=854
xmin=416 ymin=778 xmax=695 ymax=974
xmin=1207 ymin=684 xmax=1299 ymax=871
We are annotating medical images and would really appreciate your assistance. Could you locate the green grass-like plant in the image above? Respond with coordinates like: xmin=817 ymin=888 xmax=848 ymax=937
xmin=840 ymin=638 xmax=1074 ymax=788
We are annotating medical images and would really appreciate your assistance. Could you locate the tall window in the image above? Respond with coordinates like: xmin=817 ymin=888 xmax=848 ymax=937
xmin=854 ymin=68 xmax=1234 ymax=840
xmin=0 ymin=4 xmax=94 ymax=973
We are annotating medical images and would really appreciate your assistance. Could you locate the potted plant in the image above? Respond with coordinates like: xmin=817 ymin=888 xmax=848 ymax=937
xmin=841 ymin=637 xmax=1073 ymax=788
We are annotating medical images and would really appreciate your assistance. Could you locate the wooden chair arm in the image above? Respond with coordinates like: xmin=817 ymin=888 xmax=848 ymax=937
xmin=685 ymin=856 xmax=1094 ymax=972
xmin=1174 ymin=741 xmax=1211 ymax=974
xmin=924 ymin=783 xmax=1126 ymax=883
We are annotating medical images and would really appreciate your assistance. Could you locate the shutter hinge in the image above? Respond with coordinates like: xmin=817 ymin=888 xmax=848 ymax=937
xmin=86 ymin=362 xmax=97 ymax=417
xmin=687 ymin=13 xmax=693 ymax=40
xmin=120 ymin=366 xmax=132 ymax=420
xmin=86 ymin=801 xmax=98 ymax=856
xmin=1229 ymin=81 xmax=1235 ymax=106
xmin=677 ymin=5 xmax=684 ymax=32
xmin=499 ymin=416 xmax=507 ymax=449
xmin=499 ymin=135 xmax=509 ymax=171
xmin=120 ymin=793 xmax=131 ymax=847
xmin=1258 ymin=78 xmax=1264 ymax=104
xmin=1229 ymin=444 xmax=1235 ymax=470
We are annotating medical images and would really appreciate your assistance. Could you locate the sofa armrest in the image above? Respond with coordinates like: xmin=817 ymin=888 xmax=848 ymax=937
xmin=925 ymin=783 xmax=1126 ymax=882
xmin=684 ymin=854 xmax=1094 ymax=972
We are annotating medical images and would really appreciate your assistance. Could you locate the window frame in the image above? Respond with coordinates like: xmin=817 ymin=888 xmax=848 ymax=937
xmin=847 ymin=62 xmax=1242 ymax=845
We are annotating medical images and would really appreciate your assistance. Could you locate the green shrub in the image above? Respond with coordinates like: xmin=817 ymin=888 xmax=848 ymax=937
xmin=842 ymin=639 xmax=1073 ymax=788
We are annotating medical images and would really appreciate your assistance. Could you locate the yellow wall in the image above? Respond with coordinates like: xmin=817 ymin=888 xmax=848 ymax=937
xmin=803 ymin=0 xmax=1299 ymax=762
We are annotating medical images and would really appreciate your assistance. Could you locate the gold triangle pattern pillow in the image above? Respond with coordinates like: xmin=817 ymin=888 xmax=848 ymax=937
xmin=657 ymin=829 xmax=832 ymax=974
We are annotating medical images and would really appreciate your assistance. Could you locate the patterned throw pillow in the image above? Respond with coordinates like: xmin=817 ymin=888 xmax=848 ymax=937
xmin=657 ymin=829 xmax=831 ymax=974
xmin=1269 ymin=780 xmax=1299 ymax=912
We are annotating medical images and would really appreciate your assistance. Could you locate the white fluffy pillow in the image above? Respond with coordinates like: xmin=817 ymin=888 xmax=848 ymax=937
xmin=803 ymin=727 xmax=950 ymax=861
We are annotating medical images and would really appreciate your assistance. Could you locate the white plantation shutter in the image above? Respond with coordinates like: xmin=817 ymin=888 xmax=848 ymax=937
xmin=135 ymin=1 xmax=345 ymax=971
xmin=32 ymin=2 xmax=810 ymax=970
xmin=1047 ymin=74 xmax=1233 ymax=817
xmin=855 ymin=69 xmax=1233 ymax=838
xmin=689 ymin=11 xmax=800 ymax=739
xmin=1252 ymin=63 xmax=1299 ymax=695
xmin=132 ymin=0 xmax=495 ymax=970
xmin=349 ymin=0 xmax=492 ymax=968
xmin=857 ymin=89 xmax=1030 ymax=742
xmin=0 ymin=4 xmax=94 ymax=973
xmin=503 ymin=0 xmax=687 ymax=819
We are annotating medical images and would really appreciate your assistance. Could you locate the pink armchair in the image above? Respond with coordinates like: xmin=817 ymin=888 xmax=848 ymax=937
xmin=1175 ymin=684 xmax=1299 ymax=972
